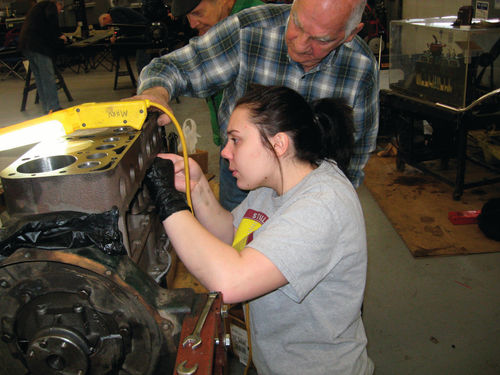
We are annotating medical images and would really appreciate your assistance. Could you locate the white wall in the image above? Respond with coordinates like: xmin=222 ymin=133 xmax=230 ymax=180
xmin=402 ymin=0 xmax=473 ymax=19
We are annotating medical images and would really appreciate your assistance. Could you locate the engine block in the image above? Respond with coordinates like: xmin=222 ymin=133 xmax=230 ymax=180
xmin=0 ymin=111 xmax=227 ymax=374
xmin=0 ymin=116 xmax=171 ymax=280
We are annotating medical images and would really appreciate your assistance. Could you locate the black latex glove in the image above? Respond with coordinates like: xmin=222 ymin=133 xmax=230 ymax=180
xmin=145 ymin=158 xmax=190 ymax=222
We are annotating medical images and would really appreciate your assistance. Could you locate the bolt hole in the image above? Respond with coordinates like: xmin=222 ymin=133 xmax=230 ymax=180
xmin=46 ymin=354 xmax=65 ymax=370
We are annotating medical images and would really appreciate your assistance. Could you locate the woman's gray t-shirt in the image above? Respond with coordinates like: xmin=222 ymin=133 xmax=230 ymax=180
xmin=232 ymin=161 xmax=373 ymax=375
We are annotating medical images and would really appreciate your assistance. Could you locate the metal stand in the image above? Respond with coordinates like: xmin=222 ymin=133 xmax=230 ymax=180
xmin=112 ymin=50 xmax=136 ymax=90
xmin=380 ymin=88 xmax=500 ymax=200
xmin=20 ymin=60 xmax=73 ymax=112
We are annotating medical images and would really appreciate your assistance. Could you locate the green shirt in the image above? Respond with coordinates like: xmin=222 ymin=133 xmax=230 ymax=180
xmin=206 ymin=0 xmax=264 ymax=146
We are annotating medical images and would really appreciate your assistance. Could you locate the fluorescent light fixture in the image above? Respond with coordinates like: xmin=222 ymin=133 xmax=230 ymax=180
xmin=0 ymin=120 xmax=66 ymax=152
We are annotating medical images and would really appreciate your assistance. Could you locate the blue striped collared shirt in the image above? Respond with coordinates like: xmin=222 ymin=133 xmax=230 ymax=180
xmin=139 ymin=4 xmax=379 ymax=187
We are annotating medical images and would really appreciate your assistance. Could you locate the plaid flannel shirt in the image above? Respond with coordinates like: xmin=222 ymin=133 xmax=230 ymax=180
xmin=139 ymin=4 xmax=379 ymax=187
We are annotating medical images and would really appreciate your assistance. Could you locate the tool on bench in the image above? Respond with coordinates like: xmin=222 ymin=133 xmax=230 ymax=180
xmin=183 ymin=292 xmax=218 ymax=349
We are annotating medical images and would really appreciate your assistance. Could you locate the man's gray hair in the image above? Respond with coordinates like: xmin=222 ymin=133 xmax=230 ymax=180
xmin=345 ymin=0 xmax=367 ymax=36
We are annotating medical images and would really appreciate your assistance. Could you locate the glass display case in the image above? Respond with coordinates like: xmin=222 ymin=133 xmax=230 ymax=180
xmin=389 ymin=16 xmax=500 ymax=108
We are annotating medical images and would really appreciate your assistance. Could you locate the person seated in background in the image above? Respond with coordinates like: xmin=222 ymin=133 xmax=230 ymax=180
xmin=19 ymin=0 xmax=67 ymax=113
xmin=144 ymin=85 xmax=374 ymax=374
xmin=98 ymin=7 xmax=149 ymax=34
xmin=99 ymin=7 xmax=151 ymax=74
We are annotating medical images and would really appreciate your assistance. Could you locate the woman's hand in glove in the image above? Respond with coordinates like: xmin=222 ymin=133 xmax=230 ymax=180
xmin=150 ymin=154 xmax=233 ymax=245
xmin=155 ymin=153 xmax=205 ymax=193
xmin=144 ymin=157 xmax=191 ymax=222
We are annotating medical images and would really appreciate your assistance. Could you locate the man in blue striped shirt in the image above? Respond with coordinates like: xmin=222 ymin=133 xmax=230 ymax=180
xmin=136 ymin=0 xmax=379 ymax=211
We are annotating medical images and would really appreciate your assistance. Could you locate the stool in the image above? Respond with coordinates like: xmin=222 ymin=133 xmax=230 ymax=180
xmin=113 ymin=53 xmax=136 ymax=90
xmin=21 ymin=60 xmax=73 ymax=112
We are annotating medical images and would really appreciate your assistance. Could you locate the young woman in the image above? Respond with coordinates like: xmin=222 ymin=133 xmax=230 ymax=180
xmin=145 ymin=85 xmax=373 ymax=374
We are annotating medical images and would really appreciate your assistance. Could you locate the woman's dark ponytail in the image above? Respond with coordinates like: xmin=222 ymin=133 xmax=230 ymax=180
xmin=311 ymin=98 xmax=354 ymax=176
xmin=235 ymin=85 xmax=354 ymax=177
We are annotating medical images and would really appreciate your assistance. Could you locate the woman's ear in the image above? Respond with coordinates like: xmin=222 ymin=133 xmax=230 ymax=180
xmin=272 ymin=132 xmax=290 ymax=157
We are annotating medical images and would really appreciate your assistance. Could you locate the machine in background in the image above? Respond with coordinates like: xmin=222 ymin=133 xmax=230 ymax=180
xmin=389 ymin=16 xmax=499 ymax=108
xmin=381 ymin=16 xmax=500 ymax=200
xmin=359 ymin=0 xmax=388 ymax=56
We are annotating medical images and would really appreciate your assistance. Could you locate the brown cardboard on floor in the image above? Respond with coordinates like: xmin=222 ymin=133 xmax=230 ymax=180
xmin=363 ymin=155 xmax=500 ymax=257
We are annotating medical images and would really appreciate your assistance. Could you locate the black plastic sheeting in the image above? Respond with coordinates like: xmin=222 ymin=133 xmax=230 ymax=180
xmin=0 ymin=207 xmax=126 ymax=257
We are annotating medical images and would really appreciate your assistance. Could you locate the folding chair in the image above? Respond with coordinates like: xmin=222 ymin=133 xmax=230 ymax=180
xmin=0 ymin=27 xmax=25 ymax=80
xmin=0 ymin=48 xmax=26 ymax=80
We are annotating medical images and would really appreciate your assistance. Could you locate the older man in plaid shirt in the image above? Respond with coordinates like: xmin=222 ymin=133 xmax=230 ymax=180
xmin=136 ymin=0 xmax=379 ymax=211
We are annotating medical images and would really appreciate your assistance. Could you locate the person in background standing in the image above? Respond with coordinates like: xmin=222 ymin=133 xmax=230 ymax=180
xmin=99 ymin=7 xmax=151 ymax=75
xmin=170 ymin=0 xmax=264 ymax=37
xmin=169 ymin=0 xmax=264 ymax=147
xmin=19 ymin=0 xmax=67 ymax=113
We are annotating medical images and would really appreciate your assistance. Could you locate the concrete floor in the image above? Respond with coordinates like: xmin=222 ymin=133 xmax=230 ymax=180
xmin=0 ymin=63 xmax=499 ymax=375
